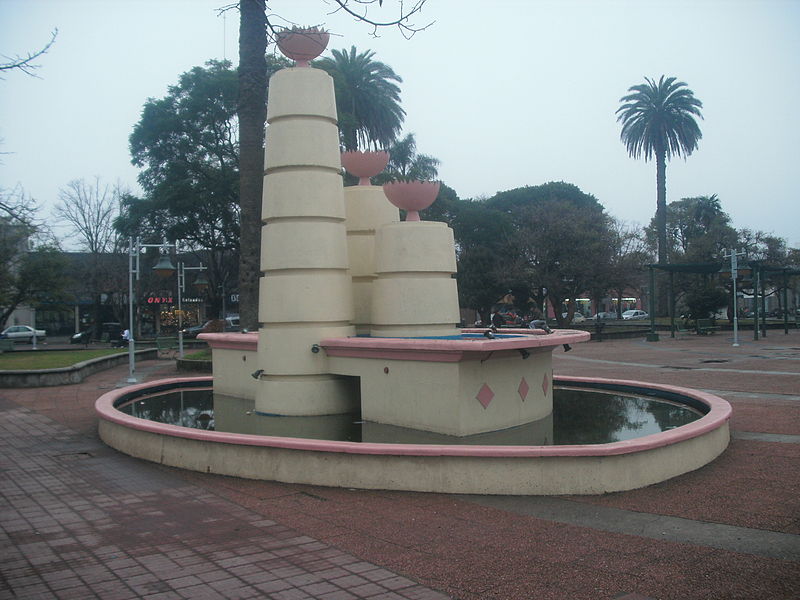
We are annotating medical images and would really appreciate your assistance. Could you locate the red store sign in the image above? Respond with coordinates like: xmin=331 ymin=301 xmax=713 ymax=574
xmin=145 ymin=296 xmax=174 ymax=304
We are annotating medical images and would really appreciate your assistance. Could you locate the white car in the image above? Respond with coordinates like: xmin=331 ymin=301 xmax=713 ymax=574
xmin=562 ymin=312 xmax=586 ymax=323
xmin=1 ymin=325 xmax=47 ymax=342
xmin=622 ymin=310 xmax=649 ymax=320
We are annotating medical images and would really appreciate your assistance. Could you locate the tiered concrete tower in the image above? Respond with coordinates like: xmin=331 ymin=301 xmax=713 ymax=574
xmin=370 ymin=181 xmax=461 ymax=338
xmin=256 ymin=64 xmax=357 ymax=416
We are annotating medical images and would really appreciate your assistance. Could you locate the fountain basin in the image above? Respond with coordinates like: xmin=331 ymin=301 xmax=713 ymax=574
xmin=95 ymin=375 xmax=730 ymax=495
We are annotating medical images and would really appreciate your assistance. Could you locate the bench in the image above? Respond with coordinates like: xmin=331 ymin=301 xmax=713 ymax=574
xmin=155 ymin=337 xmax=179 ymax=357
xmin=0 ymin=339 xmax=14 ymax=353
xmin=696 ymin=319 xmax=719 ymax=335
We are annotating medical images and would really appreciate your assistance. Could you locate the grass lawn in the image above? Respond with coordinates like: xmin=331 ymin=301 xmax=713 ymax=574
xmin=0 ymin=348 xmax=127 ymax=370
xmin=183 ymin=348 xmax=212 ymax=361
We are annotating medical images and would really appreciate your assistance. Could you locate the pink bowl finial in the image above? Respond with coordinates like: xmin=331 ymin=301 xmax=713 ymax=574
xmin=382 ymin=181 xmax=441 ymax=221
xmin=276 ymin=27 xmax=330 ymax=67
xmin=341 ymin=151 xmax=390 ymax=185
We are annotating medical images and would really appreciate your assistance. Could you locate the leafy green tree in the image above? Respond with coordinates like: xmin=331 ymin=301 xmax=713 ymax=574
xmin=616 ymin=76 xmax=703 ymax=266
xmin=486 ymin=182 xmax=615 ymax=324
xmin=128 ymin=59 xmax=239 ymax=234
xmin=121 ymin=60 xmax=241 ymax=319
xmin=0 ymin=188 xmax=68 ymax=327
xmin=316 ymin=46 xmax=405 ymax=152
xmin=684 ymin=283 xmax=727 ymax=321
xmin=661 ymin=195 xmax=737 ymax=262
xmin=451 ymin=202 xmax=517 ymax=321
xmin=0 ymin=247 xmax=68 ymax=328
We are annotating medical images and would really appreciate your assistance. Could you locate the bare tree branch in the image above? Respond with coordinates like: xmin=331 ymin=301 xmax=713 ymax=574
xmin=0 ymin=29 xmax=58 ymax=79
xmin=214 ymin=1 xmax=433 ymax=41
xmin=55 ymin=177 xmax=124 ymax=253
xmin=327 ymin=0 xmax=432 ymax=38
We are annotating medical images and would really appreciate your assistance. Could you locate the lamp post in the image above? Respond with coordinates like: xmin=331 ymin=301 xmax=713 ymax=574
xmin=723 ymin=248 xmax=746 ymax=347
xmin=177 ymin=261 xmax=208 ymax=357
xmin=127 ymin=237 xmax=176 ymax=383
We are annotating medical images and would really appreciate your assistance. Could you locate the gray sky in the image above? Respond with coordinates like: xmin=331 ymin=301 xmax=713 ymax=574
xmin=2 ymin=0 xmax=799 ymax=248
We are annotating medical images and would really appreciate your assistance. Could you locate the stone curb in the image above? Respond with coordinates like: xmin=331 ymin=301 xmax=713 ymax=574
xmin=0 ymin=348 xmax=158 ymax=387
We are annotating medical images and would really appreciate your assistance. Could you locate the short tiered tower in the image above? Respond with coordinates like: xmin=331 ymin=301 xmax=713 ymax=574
xmin=371 ymin=181 xmax=461 ymax=337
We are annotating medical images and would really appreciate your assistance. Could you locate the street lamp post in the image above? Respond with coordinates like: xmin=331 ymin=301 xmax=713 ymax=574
xmin=127 ymin=236 xmax=176 ymax=383
xmin=724 ymin=248 xmax=746 ymax=347
xmin=176 ymin=260 xmax=208 ymax=358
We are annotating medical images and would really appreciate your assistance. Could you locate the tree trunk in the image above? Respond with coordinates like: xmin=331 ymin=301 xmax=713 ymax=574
xmin=655 ymin=148 xmax=668 ymax=266
xmin=655 ymin=147 xmax=669 ymax=316
xmin=237 ymin=0 xmax=267 ymax=330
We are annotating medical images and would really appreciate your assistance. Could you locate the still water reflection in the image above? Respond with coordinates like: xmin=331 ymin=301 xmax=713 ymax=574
xmin=118 ymin=386 xmax=701 ymax=446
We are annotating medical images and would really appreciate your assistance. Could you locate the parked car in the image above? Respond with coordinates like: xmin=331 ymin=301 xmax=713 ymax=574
xmin=183 ymin=320 xmax=213 ymax=339
xmin=562 ymin=313 xmax=586 ymax=323
xmin=224 ymin=315 xmax=240 ymax=332
xmin=1 ymin=325 xmax=46 ymax=342
xmin=622 ymin=309 xmax=649 ymax=320
xmin=592 ymin=312 xmax=618 ymax=320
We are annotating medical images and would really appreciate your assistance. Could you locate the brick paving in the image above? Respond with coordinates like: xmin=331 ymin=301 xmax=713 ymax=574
xmin=1 ymin=330 xmax=799 ymax=599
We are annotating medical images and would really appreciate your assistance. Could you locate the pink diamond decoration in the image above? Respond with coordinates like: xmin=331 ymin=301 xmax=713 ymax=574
xmin=518 ymin=377 xmax=530 ymax=402
xmin=542 ymin=372 xmax=550 ymax=396
xmin=476 ymin=383 xmax=494 ymax=409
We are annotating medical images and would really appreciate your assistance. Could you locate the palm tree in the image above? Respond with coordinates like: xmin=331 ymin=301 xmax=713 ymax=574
xmin=616 ymin=76 xmax=703 ymax=266
xmin=236 ymin=0 xmax=268 ymax=331
xmin=379 ymin=133 xmax=440 ymax=182
xmin=315 ymin=46 xmax=405 ymax=151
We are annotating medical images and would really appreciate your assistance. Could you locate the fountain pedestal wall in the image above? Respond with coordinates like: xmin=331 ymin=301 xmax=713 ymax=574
xmin=327 ymin=349 xmax=554 ymax=436
xmin=257 ymin=66 xmax=356 ymax=416
xmin=319 ymin=334 xmax=589 ymax=436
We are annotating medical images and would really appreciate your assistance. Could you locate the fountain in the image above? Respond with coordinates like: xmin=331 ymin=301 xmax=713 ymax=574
xmin=95 ymin=30 xmax=730 ymax=494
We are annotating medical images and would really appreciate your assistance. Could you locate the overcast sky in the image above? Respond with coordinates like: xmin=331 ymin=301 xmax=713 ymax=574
xmin=2 ymin=0 xmax=798 ymax=249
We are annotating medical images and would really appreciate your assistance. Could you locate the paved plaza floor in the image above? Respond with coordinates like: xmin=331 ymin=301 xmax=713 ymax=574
xmin=1 ymin=329 xmax=798 ymax=599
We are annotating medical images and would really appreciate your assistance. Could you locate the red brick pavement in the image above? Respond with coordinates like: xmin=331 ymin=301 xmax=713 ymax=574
xmin=1 ymin=331 xmax=799 ymax=599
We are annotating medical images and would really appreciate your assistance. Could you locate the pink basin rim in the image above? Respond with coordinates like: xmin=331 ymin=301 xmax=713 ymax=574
xmin=95 ymin=376 xmax=731 ymax=458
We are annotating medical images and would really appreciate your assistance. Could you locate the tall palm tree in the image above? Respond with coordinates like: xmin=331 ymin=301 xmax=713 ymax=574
xmin=236 ymin=0 xmax=267 ymax=331
xmin=316 ymin=46 xmax=405 ymax=151
xmin=379 ymin=133 xmax=440 ymax=182
xmin=616 ymin=76 xmax=703 ymax=265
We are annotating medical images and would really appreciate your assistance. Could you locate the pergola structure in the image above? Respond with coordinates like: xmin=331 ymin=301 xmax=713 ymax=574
xmin=646 ymin=261 xmax=799 ymax=341
xmin=747 ymin=263 xmax=800 ymax=339
xmin=646 ymin=262 xmax=723 ymax=341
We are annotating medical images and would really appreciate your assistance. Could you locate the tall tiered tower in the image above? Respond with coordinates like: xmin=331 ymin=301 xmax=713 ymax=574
xmin=256 ymin=31 xmax=356 ymax=415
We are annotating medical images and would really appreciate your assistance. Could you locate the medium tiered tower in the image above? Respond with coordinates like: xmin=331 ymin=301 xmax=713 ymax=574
xmin=341 ymin=151 xmax=399 ymax=336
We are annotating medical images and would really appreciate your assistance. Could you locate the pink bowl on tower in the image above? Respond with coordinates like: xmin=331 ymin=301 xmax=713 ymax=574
xmin=341 ymin=151 xmax=390 ymax=185
xmin=382 ymin=181 xmax=441 ymax=221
